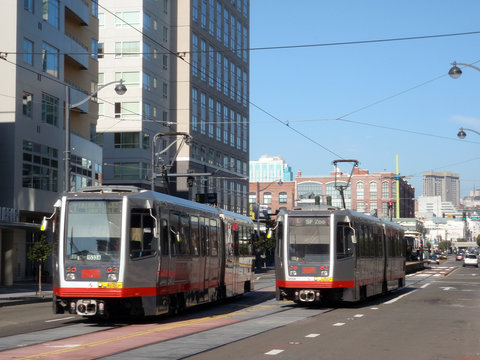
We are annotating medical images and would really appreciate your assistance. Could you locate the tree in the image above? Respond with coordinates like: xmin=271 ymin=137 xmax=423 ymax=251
xmin=477 ymin=234 xmax=480 ymax=247
xmin=27 ymin=232 xmax=52 ymax=297
xmin=438 ymin=240 xmax=451 ymax=252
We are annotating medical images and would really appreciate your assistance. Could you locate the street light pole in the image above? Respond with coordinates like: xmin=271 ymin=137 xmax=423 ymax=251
xmin=64 ymin=80 xmax=127 ymax=192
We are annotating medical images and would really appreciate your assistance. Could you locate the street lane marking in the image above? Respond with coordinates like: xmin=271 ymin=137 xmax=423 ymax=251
xmin=305 ymin=333 xmax=320 ymax=338
xmin=45 ymin=317 xmax=75 ymax=323
xmin=333 ymin=322 xmax=345 ymax=326
xmin=265 ymin=349 xmax=284 ymax=355
xmin=384 ymin=290 xmax=417 ymax=304
xmin=354 ymin=314 xmax=364 ymax=318
xmin=420 ymin=282 xmax=431 ymax=288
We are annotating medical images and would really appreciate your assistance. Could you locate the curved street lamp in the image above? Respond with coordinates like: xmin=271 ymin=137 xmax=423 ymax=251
xmin=448 ymin=61 xmax=480 ymax=79
xmin=457 ymin=127 xmax=480 ymax=140
xmin=65 ymin=80 xmax=127 ymax=192
xmin=449 ymin=62 xmax=480 ymax=140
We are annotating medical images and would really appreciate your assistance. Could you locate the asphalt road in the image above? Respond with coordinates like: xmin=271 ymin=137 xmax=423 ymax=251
xmin=1 ymin=260 xmax=478 ymax=359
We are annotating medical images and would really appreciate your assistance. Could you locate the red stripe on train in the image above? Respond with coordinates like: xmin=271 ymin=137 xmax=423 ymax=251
xmin=54 ymin=281 xmax=221 ymax=298
xmin=276 ymin=280 xmax=355 ymax=289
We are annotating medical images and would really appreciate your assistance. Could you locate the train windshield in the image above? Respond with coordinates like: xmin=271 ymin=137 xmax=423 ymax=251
xmin=288 ymin=216 xmax=330 ymax=262
xmin=65 ymin=200 xmax=122 ymax=262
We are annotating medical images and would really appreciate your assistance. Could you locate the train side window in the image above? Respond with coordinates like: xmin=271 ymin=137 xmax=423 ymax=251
xmin=130 ymin=209 xmax=155 ymax=259
xmin=200 ymin=217 xmax=208 ymax=257
xmin=191 ymin=216 xmax=200 ymax=256
xmin=233 ymin=227 xmax=240 ymax=256
xmin=160 ymin=219 xmax=169 ymax=256
xmin=169 ymin=212 xmax=180 ymax=256
xmin=209 ymin=219 xmax=218 ymax=256
xmin=179 ymin=213 xmax=191 ymax=255
xmin=336 ymin=222 xmax=353 ymax=259
xmin=276 ymin=222 xmax=283 ymax=257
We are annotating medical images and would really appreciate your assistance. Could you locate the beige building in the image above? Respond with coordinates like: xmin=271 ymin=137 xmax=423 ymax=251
xmin=98 ymin=0 xmax=250 ymax=214
xmin=0 ymin=0 xmax=100 ymax=284
xmin=423 ymin=171 xmax=460 ymax=207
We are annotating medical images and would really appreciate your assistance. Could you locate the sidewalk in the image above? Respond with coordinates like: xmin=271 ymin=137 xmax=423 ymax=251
xmin=0 ymin=281 xmax=53 ymax=307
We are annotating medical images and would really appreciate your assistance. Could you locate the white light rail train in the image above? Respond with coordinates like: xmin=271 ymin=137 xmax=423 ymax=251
xmin=48 ymin=186 xmax=255 ymax=318
xmin=275 ymin=206 xmax=405 ymax=303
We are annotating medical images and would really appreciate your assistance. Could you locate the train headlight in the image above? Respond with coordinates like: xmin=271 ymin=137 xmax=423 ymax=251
xmin=66 ymin=273 xmax=76 ymax=280
xmin=320 ymin=270 xmax=328 ymax=277
xmin=289 ymin=270 xmax=297 ymax=276
xmin=107 ymin=273 xmax=118 ymax=281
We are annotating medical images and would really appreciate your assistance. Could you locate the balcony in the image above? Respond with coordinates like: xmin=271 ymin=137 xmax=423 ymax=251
xmin=64 ymin=32 xmax=89 ymax=69
xmin=66 ymin=82 xmax=90 ymax=113
xmin=64 ymin=0 xmax=89 ymax=26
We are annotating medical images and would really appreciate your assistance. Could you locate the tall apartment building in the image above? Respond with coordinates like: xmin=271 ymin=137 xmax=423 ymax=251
xmin=98 ymin=0 xmax=250 ymax=215
xmin=249 ymin=154 xmax=294 ymax=182
xmin=423 ymin=171 xmax=460 ymax=207
xmin=0 ymin=0 xmax=100 ymax=284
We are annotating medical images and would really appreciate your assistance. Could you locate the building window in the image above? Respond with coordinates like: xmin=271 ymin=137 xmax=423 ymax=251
xmin=98 ymin=13 xmax=104 ymax=28
xmin=162 ymin=82 xmax=168 ymax=98
xmin=392 ymin=182 xmax=397 ymax=199
xmin=382 ymin=181 xmax=389 ymax=199
xmin=369 ymin=182 xmax=377 ymax=200
xmin=24 ymin=0 xmax=34 ymax=12
xmin=23 ymin=92 xmax=33 ymax=117
xmin=249 ymin=193 xmax=256 ymax=204
xmin=356 ymin=182 xmax=364 ymax=200
xmin=263 ymin=192 xmax=272 ymax=204
xmin=23 ymin=38 xmax=33 ymax=65
xmin=41 ymin=93 xmax=58 ymax=126
xmin=115 ymin=41 xmax=140 ymax=58
xmin=91 ymin=0 xmax=98 ymax=17
xmin=163 ymin=54 xmax=168 ymax=70
xmin=42 ymin=42 xmax=59 ymax=77
xmin=163 ymin=26 xmax=168 ymax=42
xmin=279 ymin=192 xmax=287 ymax=204
xmin=370 ymin=201 xmax=377 ymax=215
xmin=42 ymin=0 xmax=59 ymax=29
xmin=22 ymin=140 xmax=58 ymax=192
xmin=298 ymin=182 xmax=322 ymax=199
xmin=115 ymin=71 xmax=140 ymax=87
xmin=114 ymin=102 xmax=139 ymax=119
xmin=98 ymin=42 xmax=104 ymax=59
xmin=114 ymin=162 xmax=147 ymax=180
xmin=357 ymin=201 xmax=365 ymax=213
xmin=115 ymin=11 xmax=140 ymax=28
xmin=91 ymin=39 xmax=98 ymax=59
xmin=114 ymin=132 xmax=141 ymax=148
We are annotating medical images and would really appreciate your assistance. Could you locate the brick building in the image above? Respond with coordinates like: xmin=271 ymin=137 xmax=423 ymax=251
xmin=249 ymin=168 xmax=415 ymax=220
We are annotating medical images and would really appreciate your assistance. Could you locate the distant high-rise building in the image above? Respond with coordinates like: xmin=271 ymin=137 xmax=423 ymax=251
xmin=249 ymin=155 xmax=293 ymax=182
xmin=423 ymin=171 xmax=460 ymax=206
xmin=98 ymin=0 xmax=250 ymax=214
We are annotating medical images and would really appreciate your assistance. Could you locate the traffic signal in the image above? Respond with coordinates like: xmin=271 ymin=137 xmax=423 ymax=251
xmin=442 ymin=213 xmax=445 ymax=218
xmin=463 ymin=211 xmax=467 ymax=221
xmin=387 ymin=201 xmax=393 ymax=209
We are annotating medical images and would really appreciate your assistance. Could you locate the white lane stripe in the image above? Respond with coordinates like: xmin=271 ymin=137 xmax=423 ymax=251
xmin=354 ymin=314 xmax=364 ymax=318
xmin=420 ymin=282 xmax=431 ymax=289
xmin=305 ymin=333 xmax=320 ymax=338
xmin=384 ymin=290 xmax=417 ymax=304
xmin=265 ymin=349 xmax=284 ymax=355
xmin=45 ymin=316 xmax=75 ymax=323
xmin=333 ymin=322 xmax=345 ymax=326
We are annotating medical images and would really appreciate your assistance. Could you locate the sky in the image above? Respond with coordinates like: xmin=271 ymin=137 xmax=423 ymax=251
xmin=248 ymin=1 xmax=480 ymax=198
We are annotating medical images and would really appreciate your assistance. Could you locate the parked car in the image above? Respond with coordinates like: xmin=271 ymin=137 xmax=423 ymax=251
xmin=428 ymin=255 xmax=440 ymax=265
xmin=463 ymin=254 xmax=478 ymax=268
xmin=456 ymin=253 xmax=464 ymax=261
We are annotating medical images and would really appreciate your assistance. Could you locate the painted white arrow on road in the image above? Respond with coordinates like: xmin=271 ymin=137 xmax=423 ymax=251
xmin=440 ymin=287 xmax=456 ymax=291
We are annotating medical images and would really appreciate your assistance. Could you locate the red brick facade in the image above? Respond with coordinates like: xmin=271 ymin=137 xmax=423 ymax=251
xmin=249 ymin=168 xmax=415 ymax=219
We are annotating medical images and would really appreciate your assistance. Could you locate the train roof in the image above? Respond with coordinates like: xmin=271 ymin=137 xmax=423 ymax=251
xmin=279 ymin=207 xmax=403 ymax=230
xmin=218 ymin=207 xmax=253 ymax=224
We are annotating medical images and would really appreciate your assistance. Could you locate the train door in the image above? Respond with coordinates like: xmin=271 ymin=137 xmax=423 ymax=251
xmin=158 ymin=211 xmax=171 ymax=311
xmin=224 ymin=221 xmax=234 ymax=297
xmin=335 ymin=222 xmax=355 ymax=284
xmin=199 ymin=217 xmax=208 ymax=297
xmin=127 ymin=208 xmax=159 ymax=315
